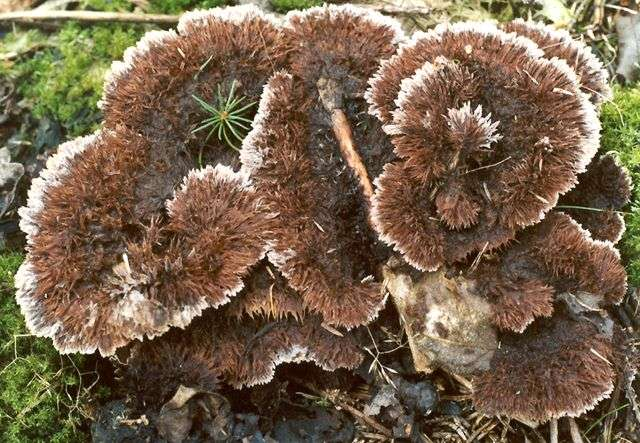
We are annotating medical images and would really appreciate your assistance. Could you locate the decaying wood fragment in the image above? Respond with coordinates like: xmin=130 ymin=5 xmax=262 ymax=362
xmin=382 ymin=257 xmax=497 ymax=375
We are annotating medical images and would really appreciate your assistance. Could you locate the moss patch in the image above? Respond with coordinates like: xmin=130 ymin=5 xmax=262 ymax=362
xmin=148 ymin=0 xmax=231 ymax=14
xmin=600 ymin=84 xmax=640 ymax=286
xmin=0 ymin=23 xmax=142 ymax=137
xmin=269 ymin=0 xmax=322 ymax=13
xmin=83 ymin=0 xmax=231 ymax=14
xmin=0 ymin=253 xmax=97 ymax=442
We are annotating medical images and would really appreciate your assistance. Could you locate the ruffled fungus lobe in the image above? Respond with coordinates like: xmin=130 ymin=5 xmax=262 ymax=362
xmin=385 ymin=216 xmax=626 ymax=420
xmin=367 ymin=22 xmax=600 ymax=271
xmin=15 ymin=5 xmax=290 ymax=356
xmin=242 ymin=5 xmax=405 ymax=328
xmin=473 ymin=311 xmax=616 ymax=422
xmin=558 ymin=154 xmax=631 ymax=243
xmin=469 ymin=212 xmax=627 ymax=332
xmin=101 ymin=5 xmax=286 ymax=173
xmin=501 ymin=19 xmax=612 ymax=105
xmin=127 ymin=296 xmax=362 ymax=394
xmin=126 ymin=337 xmax=220 ymax=407
xmin=16 ymin=132 xmax=272 ymax=355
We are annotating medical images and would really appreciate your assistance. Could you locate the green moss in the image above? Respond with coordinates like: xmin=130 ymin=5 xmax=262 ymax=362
xmin=1 ymin=23 xmax=142 ymax=137
xmin=600 ymin=84 xmax=640 ymax=286
xmin=0 ymin=253 xmax=94 ymax=442
xmin=83 ymin=0 xmax=232 ymax=13
xmin=81 ymin=0 xmax=133 ymax=11
xmin=148 ymin=0 xmax=231 ymax=14
xmin=269 ymin=0 xmax=321 ymax=13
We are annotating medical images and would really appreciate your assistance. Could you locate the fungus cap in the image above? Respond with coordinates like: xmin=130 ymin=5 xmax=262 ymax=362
xmin=367 ymin=23 xmax=600 ymax=271
xmin=242 ymin=6 xmax=404 ymax=329
xmin=127 ymin=293 xmax=362 ymax=391
xmin=16 ymin=131 xmax=271 ymax=356
xmin=101 ymin=4 xmax=287 ymax=174
xmin=473 ymin=312 xmax=616 ymax=422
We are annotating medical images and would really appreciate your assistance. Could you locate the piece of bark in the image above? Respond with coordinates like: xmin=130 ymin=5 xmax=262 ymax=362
xmin=383 ymin=258 xmax=497 ymax=375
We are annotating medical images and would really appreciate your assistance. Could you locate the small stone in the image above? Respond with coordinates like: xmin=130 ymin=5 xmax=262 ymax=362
xmin=0 ymin=147 xmax=24 ymax=218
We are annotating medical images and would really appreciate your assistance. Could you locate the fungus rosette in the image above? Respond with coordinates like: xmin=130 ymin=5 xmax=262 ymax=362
xmin=462 ymin=210 xmax=628 ymax=420
xmin=367 ymin=22 xmax=601 ymax=271
xmin=101 ymin=5 xmax=286 ymax=174
xmin=242 ymin=5 xmax=405 ymax=328
xmin=17 ymin=135 xmax=272 ymax=356
xmin=15 ymin=5 xmax=290 ymax=356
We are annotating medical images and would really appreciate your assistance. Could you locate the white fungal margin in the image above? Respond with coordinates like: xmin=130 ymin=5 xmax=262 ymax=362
xmin=542 ymin=56 xmax=601 ymax=177
xmin=19 ymin=131 xmax=100 ymax=241
xmin=14 ymin=260 xmax=61 ymax=343
xmin=178 ymin=4 xmax=280 ymax=34
xmin=384 ymin=60 xmax=437 ymax=136
xmin=237 ymin=342 xmax=361 ymax=389
xmin=506 ymin=18 xmax=612 ymax=103
xmin=556 ymin=381 xmax=615 ymax=420
xmin=167 ymin=163 xmax=253 ymax=216
xmin=100 ymin=29 xmax=179 ymax=109
xmin=240 ymin=71 xmax=290 ymax=176
xmin=284 ymin=4 xmax=406 ymax=45
xmin=368 ymin=21 xmax=546 ymax=124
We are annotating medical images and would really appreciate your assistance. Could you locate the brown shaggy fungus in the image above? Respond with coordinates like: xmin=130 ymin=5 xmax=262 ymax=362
xmin=15 ymin=5 xmax=291 ymax=356
xmin=384 ymin=206 xmax=626 ymax=421
xmin=468 ymin=211 xmax=627 ymax=332
xmin=241 ymin=5 xmax=405 ymax=328
xmin=557 ymin=154 xmax=632 ymax=243
xmin=473 ymin=310 xmax=617 ymax=422
xmin=226 ymin=261 xmax=305 ymax=321
xmin=501 ymin=19 xmax=612 ymax=105
xmin=101 ymin=4 xmax=286 ymax=176
xmin=126 ymin=289 xmax=362 ymax=396
xmin=16 ymin=132 xmax=272 ymax=355
xmin=366 ymin=22 xmax=600 ymax=271
xmin=125 ymin=336 xmax=220 ymax=407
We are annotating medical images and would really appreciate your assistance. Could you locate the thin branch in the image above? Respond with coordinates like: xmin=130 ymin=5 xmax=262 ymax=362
xmin=317 ymin=77 xmax=374 ymax=202
xmin=550 ymin=418 xmax=558 ymax=443
xmin=0 ymin=10 xmax=179 ymax=25
xmin=331 ymin=109 xmax=375 ymax=199
xmin=361 ymin=4 xmax=432 ymax=16
xmin=568 ymin=418 xmax=584 ymax=443
xmin=0 ymin=4 xmax=431 ymax=26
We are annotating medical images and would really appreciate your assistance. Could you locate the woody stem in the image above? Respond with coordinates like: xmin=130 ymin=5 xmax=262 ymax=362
xmin=317 ymin=77 xmax=374 ymax=202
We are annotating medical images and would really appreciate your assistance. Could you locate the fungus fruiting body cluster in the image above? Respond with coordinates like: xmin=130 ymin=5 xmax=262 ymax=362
xmin=16 ymin=4 xmax=632 ymax=424
xmin=366 ymin=18 xmax=631 ymax=421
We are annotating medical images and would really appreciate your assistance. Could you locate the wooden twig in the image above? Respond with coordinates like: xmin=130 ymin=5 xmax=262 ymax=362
xmin=0 ymin=3 xmax=430 ymax=26
xmin=568 ymin=418 xmax=584 ymax=443
xmin=549 ymin=418 xmax=558 ymax=443
xmin=0 ymin=10 xmax=179 ymax=25
xmin=361 ymin=4 xmax=432 ymax=16
xmin=317 ymin=77 xmax=374 ymax=202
